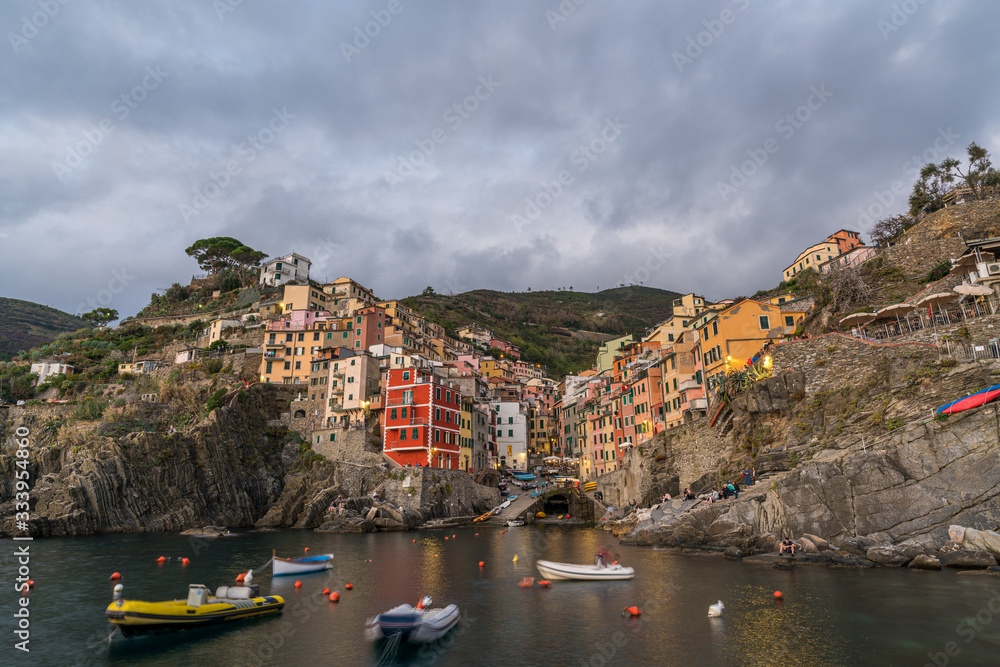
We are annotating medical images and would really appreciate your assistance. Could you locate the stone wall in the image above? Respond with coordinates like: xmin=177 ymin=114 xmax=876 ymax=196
xmin=312 ymin=427 xmax=368 ymax=462
xmin=382 ymin=467 xmax=499 ymax=517
xmin=901 ymin=197 xmax=1000 ymax=243
xmin=880 ymin=237 xmax=966 ymax=279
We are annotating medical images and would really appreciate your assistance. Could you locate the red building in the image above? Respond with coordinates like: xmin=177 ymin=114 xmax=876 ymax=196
xmin=490 ymin=338 xmax=521 ymax=359
xmin=382 ymin=368 xmax=462 ymax=468
xmin=826 ymin=229 xmax=864 ymax=255
xmin=351 ymin=305 xmax=389 ymax=352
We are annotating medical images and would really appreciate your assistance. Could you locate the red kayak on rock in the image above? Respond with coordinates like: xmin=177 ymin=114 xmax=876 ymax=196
xmin=936 ymin=384 xmax=1000 ymax=415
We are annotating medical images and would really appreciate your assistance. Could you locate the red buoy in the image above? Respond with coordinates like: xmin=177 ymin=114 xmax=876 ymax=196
xmin=110 ymin=572 xmax=121 ymax=581
xmin=294 ymin=580 xmax=302 ymax=589
xmin=236 ymin=572 xmax=245 ymax=582
xmin=345 ymin=583 xmax=354 ymax=590
xmin=180 ymin=558 xmax=190 ymax=565
xmin=774 ymin=591 xmax=783 ymax=600
xmin=537 ymin=580 xmax=552 ymax=588
xmin=329 ymin=591 xmax=340 ymax=602
xmin=304 ymin=547 xmax=310 ymax=552
xmin=445 ymin=536 xmax=449 ymax=540
xmin=156 ymin=556 xmax=167 ymax=563
xmin=322 ymin=588 xmax=330 ymax=595
xmin=452 ymin=534 xmax=456 ymax=538
xmin=412 ymin=539 xmax=416 ymax=543
xmin=26 ymin=580 xmax=34 ymax=589
xmin=623 ymin=606 xmax=642 ymax=617
xmin=479 ymin=561 xmax=485 ymax=568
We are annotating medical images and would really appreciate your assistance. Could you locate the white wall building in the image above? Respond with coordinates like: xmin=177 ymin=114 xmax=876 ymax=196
xmin=259 ymin=253 xmax=311 ymax=287
xmin=492 ymin=400 xmax=528 ymax=470
xmin=30 ymin=362 xmax=73 ymax=386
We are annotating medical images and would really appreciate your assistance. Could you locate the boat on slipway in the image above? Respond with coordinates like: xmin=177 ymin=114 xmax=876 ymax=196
xmin=364 ymin=597 xmax=460 ymax=643
xmin=535 ymin=560 xmax=635 ymax=581
xmin=105 ymin=584 xmax=284 ymax=636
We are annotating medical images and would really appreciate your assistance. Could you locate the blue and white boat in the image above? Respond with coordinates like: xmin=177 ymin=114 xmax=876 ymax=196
xmin=364 ymin=597 xmax=460 ymax=643
xmin=271 ymin=552 xmax=334 ymax=576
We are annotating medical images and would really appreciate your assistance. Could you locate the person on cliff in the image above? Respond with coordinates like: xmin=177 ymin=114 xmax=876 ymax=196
xmin=727 ymin=482 xmax=738 ymax=500
xmin=779 ymin=538 xmax=796 ymax=556
xmin=721 ymin=485 xmax=731 ymax=500
xmin=743 ymin=468 xmax=752 ymax=486
xmin=683 ymin=488 xmax=696 ymax=501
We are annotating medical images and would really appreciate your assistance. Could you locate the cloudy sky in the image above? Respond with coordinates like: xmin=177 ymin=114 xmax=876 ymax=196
xmin=2 ymin=1 xmax=998 ymax=320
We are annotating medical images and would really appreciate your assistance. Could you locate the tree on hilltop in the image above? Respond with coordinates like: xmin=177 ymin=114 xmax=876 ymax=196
xmin=185 ymin=238 xmax=267 ymax=287
xmin=909 ymin=142 xmax=1000 ymax=217
xmin=867 ymin=214 xmax=915 ymax=247
xmin=80 ymin=308 xmax=119 ymax=327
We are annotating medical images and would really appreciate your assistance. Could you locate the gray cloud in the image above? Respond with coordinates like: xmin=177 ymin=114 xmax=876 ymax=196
xmin=2 ymin=0 xmax=999 ymax=317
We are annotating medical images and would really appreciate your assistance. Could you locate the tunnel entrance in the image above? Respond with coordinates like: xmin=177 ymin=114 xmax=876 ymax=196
xmin=544 ymin=494 xmax=570 ymax=515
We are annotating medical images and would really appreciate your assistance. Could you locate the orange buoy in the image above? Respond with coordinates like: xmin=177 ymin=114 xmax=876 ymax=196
xmin=413 ymin=539 xmax=416 ymax=543
xmin=366 ymin=559 xmax=372 ymax=563
xmin=110 ymin=572 xmax=121 ymax=581
xmin=322 ymin=588 xmax=330 ymax=595
xmin=304 ymin=547 xmax=310 ymax=552
xmin=294 ymin=580 xmax=302 ymax=589
xmin=518 ymin=577 xmax=534 ymax=588
xmin=479 ymin=561 xmax=485 ymax=568
xmin=181 ymin=558 xmax=190 ymax=565
xmin=475 ymin=533 xmax=479 ymax=536
xmin=236 ymin=572 xmax=246 ymax=582
xmin=623 ymin=606 xmax=642 ymax=617
xmin=345 ymin=583 xmax=354 ymax=590
xmin=537 ymin=580 xmax=552 ymax=588
xmin=156 ymin=556 xmax=167 ymax=563
xmin=452 ymin=534 xmax=456 ymax=538
xmin=26 ymin=580 xmax=35 ymax=589
xmin=435 ymin=553 xmax=440 ymax=557
xmin=774 ymin=591 xmax=783 ymax=599
xmin=329 ymin=591 xmax=340 ymax=602
xmin=445 ymin=536 xmax=449 ymax=540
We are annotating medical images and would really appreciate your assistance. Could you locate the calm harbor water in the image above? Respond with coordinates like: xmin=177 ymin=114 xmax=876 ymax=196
xmin=5 ymin=526 xmax=1000 ymax=666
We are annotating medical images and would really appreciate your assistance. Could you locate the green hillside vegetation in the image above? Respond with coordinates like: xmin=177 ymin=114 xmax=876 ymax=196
xmin=402 ymin=286 xmax=682 ymax=376
xmin=0 ymin=298 xmax=88 ymax=361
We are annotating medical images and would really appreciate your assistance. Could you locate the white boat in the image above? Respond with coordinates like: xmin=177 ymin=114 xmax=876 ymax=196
xmin=535 ymin=560 xmax=635 ymax=581
xmin=506 ymin=520 xmax=524 ymax=527
xmin=272 ymin=553 xmax=334 ymax=576
xmin=364 ymin=597 xmax=460 ymax=643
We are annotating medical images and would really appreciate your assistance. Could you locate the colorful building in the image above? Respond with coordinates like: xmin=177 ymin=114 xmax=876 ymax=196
xmin=382 ymin=367 xmax=462 ymax=468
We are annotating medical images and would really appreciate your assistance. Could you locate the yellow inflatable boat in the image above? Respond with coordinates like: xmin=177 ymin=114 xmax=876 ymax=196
xmin=106 ymin=584 xmax=284 ymax=635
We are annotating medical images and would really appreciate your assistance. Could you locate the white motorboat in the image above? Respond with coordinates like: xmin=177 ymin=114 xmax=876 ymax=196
xmin=535 ymin=560 xmax=635 ymax=581
xmin=364 ymin=597 xmax=460 ymax=643
xmin=506 ymin=520 xmax=524 ymax=527
xmin=271 ymin=552 xmax=334 ymax=576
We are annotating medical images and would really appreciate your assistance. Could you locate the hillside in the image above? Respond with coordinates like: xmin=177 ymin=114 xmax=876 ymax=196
xmin=402 ymin=286 xmax=682 ymax=376
xmin=0 ymin=297 xmax=88 ymax=360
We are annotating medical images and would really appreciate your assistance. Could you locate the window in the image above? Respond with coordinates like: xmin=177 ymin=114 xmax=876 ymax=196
xmin=436 ymin=387 xmax=442 ymax=400
xmin=785 ymin=315 xmax=794 ymax=326
xmin=390 ymin=408 xmax=397 ymax=420
xmin=400 ymin=430 xmax=407 ymax=440
xmin=401 ymin=407 xmax=407 ymax=418
xmin=285 ymin=333 xmax=293 ymax=342
xmin=508 ymin=430 xmax=513 ymax=437
xmin=435 ymin=430 xmax=440 ymax=442
xmin=298 ymin=333 xmax=304 ymax=342
xmin=265 ymin=361 xmax=272 ymax=374
xmin=284 ymin=362 xmax=291 ymax=370
xmin=327 ymin=332 xmax=333 ymax=339
xmin=329 ymin=433 xmax=336 ymax=442
xmin=712 ymin=321 xmax=718 ymax=336
xmin=351 ymin=359 xmax=356 ymax=366
xmin=356 ymin=329 xmax=362 ymax=336
xmin=667 ymin=333 xmax=674 ymax=342
xmin=412 ymin=428 xmax=419 ymax=440
xmin=313 ymin=332 xmax=319 ymax=341
xmin=435 ymin=408 xmax=441 ymax=420
xmin=343 ymin=332 xmax=349 ymax=339
xmin=508 ymin=417 xmax=513 ymax=424
xmin=402 ymin=371 xmax=410 ymax=381
xmin=295 ymin=361 xmax=301 ymax=370
xmin=759 ymin=315 xmax=770 ymax=329
xmin=702 ymin=328 xmax=708 ymax=340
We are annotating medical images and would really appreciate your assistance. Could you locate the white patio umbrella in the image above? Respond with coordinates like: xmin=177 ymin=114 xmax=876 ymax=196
xmin=950 ymin=251 xmax=994 ymax=275
xmin=953 ymin=283 xmax=995 ymax=318
xmin=875 ymin=303 xmax=918 ymax=336
xmin=839 ymin=312 xmax=877 ymax=327
xmin=917 ymin=292 xmax=960 ymax=326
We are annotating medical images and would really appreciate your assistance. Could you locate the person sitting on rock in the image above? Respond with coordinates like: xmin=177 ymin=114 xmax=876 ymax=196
xmin=779 ymin=538 xmax=796 ymax=556
xmin=720 ymin=484 xmax=732 ymax=500
xmin=683 ymin=488 xmax=696 ymax=501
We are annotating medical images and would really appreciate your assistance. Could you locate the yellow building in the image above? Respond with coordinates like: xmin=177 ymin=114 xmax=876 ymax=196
xmin=644 ymin=293 xmax=710 ymax=347
xmin=260 ymin=315 xmax=340 ymax=385
xmin=782 ymin=241 xmax=839 ymax=282
xmin=324 ymin=277 xmax=377 ymax=316
xmin=281 ymin=284 xmax=331 ymax=313
xmin=697 ymin=300 xmax=807 ymax=388
xmin=460 ymin=397 xmax=474 ymax=472
xmin=479 ymin=357 xmax=514 ymax=381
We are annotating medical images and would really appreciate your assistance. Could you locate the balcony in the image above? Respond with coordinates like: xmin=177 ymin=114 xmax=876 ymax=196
xmin=688 ymin=398 xmax=708 ymax=411
xmin=679 ymin=378 xmax=700 ymax=392
xmin=386 ymin=396 xmax=414 ymax=407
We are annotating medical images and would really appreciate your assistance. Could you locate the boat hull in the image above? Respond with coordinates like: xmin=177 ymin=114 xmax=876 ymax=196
xmin=106 ymin=595 xmax=285 ymax=635
xmin=364 ymin=604 xmax=460 ymax=643
xmin=272 ymin=554 xmax=334 ymax=576
xmin=535 ymin=560 xmax=635 ymax=581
